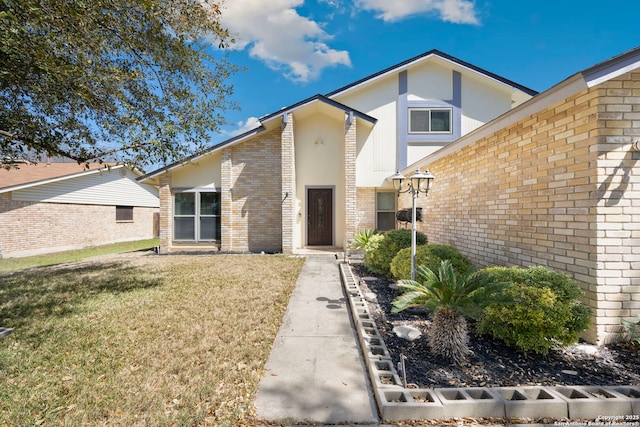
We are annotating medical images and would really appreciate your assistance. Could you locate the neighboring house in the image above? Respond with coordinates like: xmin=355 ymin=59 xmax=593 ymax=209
xmin=0 ymin=161 xmax=159 ymax=258
xmin=399 ymin=46 xmax=640 ymax=344
xmin=140 ymin=49 xmax=536 ymax=255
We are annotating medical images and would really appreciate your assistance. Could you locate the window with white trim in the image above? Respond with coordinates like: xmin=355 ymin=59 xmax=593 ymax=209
xmin=173 ymin=191 xmax=221 ymax=242
xmin=376 ymin=191 xmax=396 ymax=232
xmin=409 ymin=108 xmax=452 ymax=134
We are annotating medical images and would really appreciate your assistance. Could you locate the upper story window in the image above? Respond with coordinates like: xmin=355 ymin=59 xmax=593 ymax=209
xmin=409 ymin=108 xmax=452 ymax=134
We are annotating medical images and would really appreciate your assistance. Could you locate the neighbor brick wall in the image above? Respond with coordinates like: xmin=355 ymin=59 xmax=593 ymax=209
xmin=403 ymin=71 xmax=640 ymax=344
xmin=0 ymin=193 xmax=157 ymax=258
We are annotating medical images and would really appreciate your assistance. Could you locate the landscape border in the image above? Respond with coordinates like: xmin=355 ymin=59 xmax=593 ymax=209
xmin=338 ymin=261 xmax=640 ymax=422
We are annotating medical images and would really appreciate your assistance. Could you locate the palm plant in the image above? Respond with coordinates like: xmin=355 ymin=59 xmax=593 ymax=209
xmin=392 ymin=260 xmax=505 ymax=364
xmin=351 ymin=229 xmax=376 ymax=249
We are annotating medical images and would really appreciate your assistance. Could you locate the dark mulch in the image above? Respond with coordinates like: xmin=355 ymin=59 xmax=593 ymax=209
xmin=351 ymin=265 xmax=640 ymax=389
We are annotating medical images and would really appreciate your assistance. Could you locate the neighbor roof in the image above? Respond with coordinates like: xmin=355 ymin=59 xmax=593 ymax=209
xmin=0 ymin=161 xmax=123 ymax=193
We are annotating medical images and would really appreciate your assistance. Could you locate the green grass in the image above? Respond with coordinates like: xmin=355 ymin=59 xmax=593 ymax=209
xmin=0 ymin=239 xmax=159 ymax=273
xmin=0 ymin=253 xmax=305 ymax=426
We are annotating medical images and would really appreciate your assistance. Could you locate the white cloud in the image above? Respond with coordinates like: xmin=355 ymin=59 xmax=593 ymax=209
xmin=355 ymin=0 xmax=479 ymax=24
xmin=222 ymin=116 xmax=262 ymax=137
xmin=219 ymin=0 xmax=351 ymax=83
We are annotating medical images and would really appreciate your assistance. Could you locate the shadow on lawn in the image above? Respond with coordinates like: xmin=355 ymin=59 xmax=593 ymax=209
xmin=0 ymin=261 xmax=162 ymax=331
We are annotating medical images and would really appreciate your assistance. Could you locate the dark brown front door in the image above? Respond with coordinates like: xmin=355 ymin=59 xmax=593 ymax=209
xmin=307 ymin=188 xmax=333 ymax=246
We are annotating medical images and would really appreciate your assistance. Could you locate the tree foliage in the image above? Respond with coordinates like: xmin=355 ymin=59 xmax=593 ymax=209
xmin=1 ymin=0 xmax=238 ymax=169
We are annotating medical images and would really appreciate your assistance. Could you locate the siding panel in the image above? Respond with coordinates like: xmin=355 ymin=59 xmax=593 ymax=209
xmin=13 ymin=169 xmax=159 ymax=207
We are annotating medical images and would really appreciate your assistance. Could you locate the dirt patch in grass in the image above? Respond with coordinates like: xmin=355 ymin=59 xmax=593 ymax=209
xmin=352 ymin=265 xmax=640 ymax=389
xmin=0 ymin=251 xmax=305 ymax=426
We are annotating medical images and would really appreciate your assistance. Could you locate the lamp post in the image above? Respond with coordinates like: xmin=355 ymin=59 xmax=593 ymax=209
xmin=390 ymin=168 xmax=435 ymax=281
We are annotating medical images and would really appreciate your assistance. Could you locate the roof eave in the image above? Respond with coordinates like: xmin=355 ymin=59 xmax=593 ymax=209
xmin=139 ymin=126 xmax=267 ymax=182
xmin=401 ymin=73 xmax=588 ymax=176
xmin=0 ymin=164 xmax=126 ymax=194
xmin=139 ymin=96 xmax=377 ymax=183
xmin=326 ymin=49 xmax=538 ymax=99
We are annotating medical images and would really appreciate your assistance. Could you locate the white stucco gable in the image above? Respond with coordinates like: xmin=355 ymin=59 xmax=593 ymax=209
xmin=326 ymin=50 xmax=537 ymax=180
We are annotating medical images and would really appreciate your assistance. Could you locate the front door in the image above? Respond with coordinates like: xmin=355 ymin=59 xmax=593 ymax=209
xmin=307 ymin=188 xmax=333 ymax=246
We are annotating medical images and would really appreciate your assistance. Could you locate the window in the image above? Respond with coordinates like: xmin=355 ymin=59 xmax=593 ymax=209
xmin=409 ymin=108 xmax=452 ymax=134
xmin=376 ymin=192 xmax=396 ymax=232
xmin=116 ymin=206 xmax=133 ymax=222
xmin=173 ymin=191 xmax=221 ymax=242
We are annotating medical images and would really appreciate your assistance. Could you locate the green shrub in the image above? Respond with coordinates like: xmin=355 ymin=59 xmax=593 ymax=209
xmin=392 ymin=260 xmax=506 ymax=364
xmin=364 ymin=229 xmax=426 ymax=277
xmin=390 ymin=244 xmax=472 ymax=280
xmin=476 ymin=266 xmax=592 ymax=355
xmin=363 ymin=233 xmax=385 ymax=274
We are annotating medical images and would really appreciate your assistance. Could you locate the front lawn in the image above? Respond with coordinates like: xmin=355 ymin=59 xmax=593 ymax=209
xmin=0 ymin=252 xmax=305 ymax=426
xmin=0 ymin=238 xmax=160 ymax=273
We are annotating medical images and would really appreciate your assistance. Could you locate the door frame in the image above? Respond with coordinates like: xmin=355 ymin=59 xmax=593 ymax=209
xmin=306 ymin=186 xmax=335 ymax=246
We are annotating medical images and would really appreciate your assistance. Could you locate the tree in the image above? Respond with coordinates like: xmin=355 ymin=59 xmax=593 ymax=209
xmin=1 ymin=0 xmax=238 ymax=170
xmin=392 ymin=260 xmax=505 ymax=364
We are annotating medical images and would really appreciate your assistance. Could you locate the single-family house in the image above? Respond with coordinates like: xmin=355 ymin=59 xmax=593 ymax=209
xmin=140 ymin=49 xmax=536 ymax=255
xmin=0 ymin=160 xmax=159 ymax=258
xmin=399 ymin=46 xmax=640 ymax=344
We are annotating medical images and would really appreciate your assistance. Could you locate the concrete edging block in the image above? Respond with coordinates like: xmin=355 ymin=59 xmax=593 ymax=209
xmin=611 ymin=386 xmax=640 ymax=414
xmin=378 ymin=389 xmax=445 ymax=421
xmin=368 ymin=358 xmax=394 ymax=378
xmin=553 ymin=386 xmax=633 ymax=419
xmin=339 ymin=262 xmax=640 ymax=423
xmin=365 ymin=343 xmax=392 ymax=362
xmin=494 ymin=386 xmax=568 ymax=419
xmin=372 ymin=371 xmax=404 ymax=391
xmin=434 ymin=387 xmax=506 ymax=419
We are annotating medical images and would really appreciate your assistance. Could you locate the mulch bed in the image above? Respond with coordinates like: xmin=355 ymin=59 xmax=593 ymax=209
xmin=351 ymin=265 xmax=640 ymax=389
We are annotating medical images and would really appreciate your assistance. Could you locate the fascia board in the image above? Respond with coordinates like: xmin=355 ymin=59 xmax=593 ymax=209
xmin=327 ymin=50 xmax=538 ymax=99
xmin=139 ymin=126 xmax=266 ymax=182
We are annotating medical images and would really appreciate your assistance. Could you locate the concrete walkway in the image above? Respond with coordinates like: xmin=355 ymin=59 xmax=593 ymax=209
xmin=254 ymin=255 xmax=379 ymax=424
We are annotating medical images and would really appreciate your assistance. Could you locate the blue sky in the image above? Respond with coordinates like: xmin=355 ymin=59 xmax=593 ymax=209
xmin=212 ymin=0 xmax=640 ymax=142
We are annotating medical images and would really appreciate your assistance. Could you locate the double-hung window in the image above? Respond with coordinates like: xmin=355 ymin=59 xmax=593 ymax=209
xmin=173 ymin=191 xmax=221 ymax=242
xmin=409 ymin=108 xmax=452 ymax=134
xmin=376 ymin=191 xmax=396 ymax=232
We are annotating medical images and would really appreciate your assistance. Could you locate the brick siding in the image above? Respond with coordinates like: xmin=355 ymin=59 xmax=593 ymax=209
xmin=405 ymin=71 xmax=640 ymax=344
xmin=281 ymin=113 xmax=295 ymax=255
xmin=0 ymin=193 xmax=157 ymax=258
xmin=344 ymin=115 xmax=358 ymax=247
xmin=356 ymin=188 xmax=377 ymax=231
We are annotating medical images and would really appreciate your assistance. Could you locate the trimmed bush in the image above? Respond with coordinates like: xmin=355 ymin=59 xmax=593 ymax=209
xmin=364 ymin=229 xmax=426 ymax=277
xmin=390 ymin=244 xmax=472 ymax=280
xmin=476 ymin=266 xmax=592 ymax=355
xmin=363 ymin=233 xmax=384 ymax=273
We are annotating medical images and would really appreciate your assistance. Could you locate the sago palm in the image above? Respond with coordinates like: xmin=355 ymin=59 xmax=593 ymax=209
xmin=392 ymin=260 xmax=505 ymax=364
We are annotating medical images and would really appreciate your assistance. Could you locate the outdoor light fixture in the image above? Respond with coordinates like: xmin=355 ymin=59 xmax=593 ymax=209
xmin=390 ymin=168 xmax=435 ymax=281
